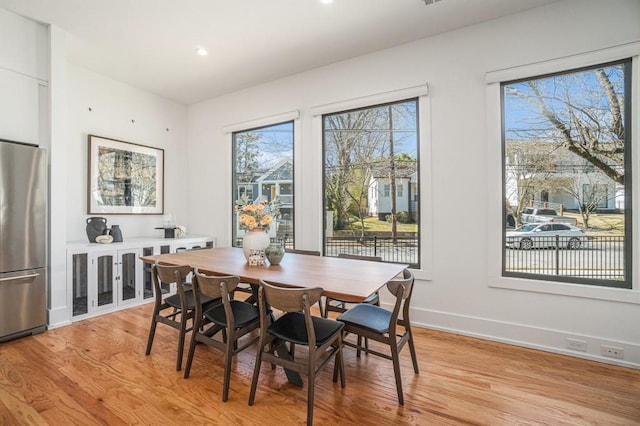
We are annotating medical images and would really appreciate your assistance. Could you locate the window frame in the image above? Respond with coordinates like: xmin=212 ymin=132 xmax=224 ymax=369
xmin=311 ymin=85 xmax=432 ymax=280
xmin=501 ymin=58 xmax=632 ymax=289
xmin=485 ymin=42 xmax=640 ymax=303
xmin=231 ymin=119 xmax=295 ymax=249
xmin=320 ymin=97 xmax=421 ymax=268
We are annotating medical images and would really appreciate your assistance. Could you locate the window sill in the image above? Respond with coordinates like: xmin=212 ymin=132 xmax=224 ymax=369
xmin=488 ymin=275 xmax=640 ymax=305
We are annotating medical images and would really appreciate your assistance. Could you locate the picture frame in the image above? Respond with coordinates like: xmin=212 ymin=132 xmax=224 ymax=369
xmin=87 ymin=134 xmax=164 ymax=214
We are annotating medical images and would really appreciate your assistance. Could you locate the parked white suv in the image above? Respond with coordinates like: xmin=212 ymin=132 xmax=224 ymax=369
xmin=520 ymin=208 xmax=577 ymax=226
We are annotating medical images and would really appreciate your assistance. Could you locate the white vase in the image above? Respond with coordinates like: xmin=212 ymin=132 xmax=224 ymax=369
xmin=242 ymin=229 xmax=271 ymax=261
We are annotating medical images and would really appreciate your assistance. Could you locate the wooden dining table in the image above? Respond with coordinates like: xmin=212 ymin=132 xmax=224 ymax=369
xmin=141 ymin=246 xmax=408 ymax=387
xmin=140 ymin=246 xmax=408 ymax=302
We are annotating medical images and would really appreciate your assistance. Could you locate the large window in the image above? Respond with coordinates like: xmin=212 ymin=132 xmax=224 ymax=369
xmin=232 ymin=121 xmax=294 ymax=248
xmin=322 ymin=99 xmax=420 ymax=267
xmin=502 ymin=59 xmax=631 ymax=288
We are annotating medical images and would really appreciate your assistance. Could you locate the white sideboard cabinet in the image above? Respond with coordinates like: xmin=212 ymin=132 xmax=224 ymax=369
xmin=67 ymin=235 xmax=215 ymax=321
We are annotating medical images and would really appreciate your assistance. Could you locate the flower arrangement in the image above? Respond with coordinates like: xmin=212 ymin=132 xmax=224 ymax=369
xmin=235 ymin=195 xmax=280 ymax=231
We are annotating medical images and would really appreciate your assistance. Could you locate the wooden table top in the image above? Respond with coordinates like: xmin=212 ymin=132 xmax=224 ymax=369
xmin=140 ymin=247 xmax=408 ymax=303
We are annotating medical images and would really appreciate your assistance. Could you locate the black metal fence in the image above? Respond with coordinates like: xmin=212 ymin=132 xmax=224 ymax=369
xmin=239 ymin=235 xmax=419 ymax=267
xmin=504 ymin=235 xmax=625 ymax=280
xmin=240 ymin=234 xmax=624 ymax=280
xmin=324 ymin=236 xmax=419 ymax=267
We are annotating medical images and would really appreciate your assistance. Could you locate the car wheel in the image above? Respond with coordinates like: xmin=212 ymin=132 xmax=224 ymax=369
xmin=567 ymin=237 xmax=581 ymax=250
xmin=520 ymin=238 xmax=533 ymax=250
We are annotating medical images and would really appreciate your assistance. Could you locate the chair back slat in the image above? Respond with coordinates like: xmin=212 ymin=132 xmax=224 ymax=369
xmin=386 ymin=269 xmax=414 ymax=335
xmin=386 ymin=269 xmax=414 ymax=300
xmin=193 ymin=270 xmax=239 ymax=299
xmin=152 ymin=263 xmax=193 ymax=308
xmin=259 ymin=280 xmax=323 ymax=313
xmin=153 ymin=263 xmax=191 ymax=285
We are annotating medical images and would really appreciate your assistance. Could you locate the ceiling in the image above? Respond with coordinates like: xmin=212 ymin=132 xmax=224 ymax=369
xmin=0 ymin=0 xmax=557 ymax=105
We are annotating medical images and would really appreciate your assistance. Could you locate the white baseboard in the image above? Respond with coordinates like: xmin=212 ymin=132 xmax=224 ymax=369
xmin=405 ymin=306 xmax=640 ymax=369
xmin=47 ymin=306 xmax=72 ymax=329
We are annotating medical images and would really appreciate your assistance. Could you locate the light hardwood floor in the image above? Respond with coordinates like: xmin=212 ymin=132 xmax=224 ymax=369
xmin=1 ymin=303 xmax=638 ymax=425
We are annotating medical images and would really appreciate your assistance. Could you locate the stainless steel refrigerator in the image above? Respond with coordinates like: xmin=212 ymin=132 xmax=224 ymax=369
xmin=0 ymin=140 xmax=47 ymax=342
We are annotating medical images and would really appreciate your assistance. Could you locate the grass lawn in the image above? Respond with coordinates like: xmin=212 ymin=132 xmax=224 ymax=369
xmin=343 ymin=213 xmax=623 ymax=236
xmin=563 ymin=211 xmax=624 ymax=236
xmin=346 ymin=216 xmax=417 ymax=233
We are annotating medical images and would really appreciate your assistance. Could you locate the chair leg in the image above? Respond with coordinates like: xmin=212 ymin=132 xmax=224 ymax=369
xmin=176 ymin=317 xmax=188 ymax=371
xmin=356 ymin=335 xmax=363 ymax=357
xmin=390 ymin=343 xmax=404 ymax=405
xmin=333 ymin=339 xmax=346 ymax=388
xmin=332 ymin=343 xmax=339 ymax=383
xmin=222 ymin=332 xmax=234 ymax=402
xmin=183 ymin=325 xmax=199 ymax=379
xmin=407 ymin=327 xmax=419 ymax=374
xmin=307 ymin=363 xmax=315 ymax=426
xmin=248 ymin=342 xmax=264 ymax=406
xmin=317 ymin=298 xmax=325 ymax=318
xmin=145 ymin=315 xmax=158 ymax=355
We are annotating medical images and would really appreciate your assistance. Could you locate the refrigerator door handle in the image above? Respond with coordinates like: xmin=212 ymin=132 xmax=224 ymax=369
xmin=0 ymin=273 xmax=40 ymax=282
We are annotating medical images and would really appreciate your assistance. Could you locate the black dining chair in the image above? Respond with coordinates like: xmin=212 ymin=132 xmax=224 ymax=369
xmin=323 ymin=253 xmax=383 ymax=318
xmin=249 ymin=279 xmax=345 ymax=426
xmin=337 ymin=269 xmax=418 ymax=405
xmin=183 ymin=270 xmax=260 ymax=401
xmin=283 ymin=248 xmax=325 ymax=316
xmin=145 ymin=263 xmax=219 ymax=371
xmin=285 ymin=248 xmax=321 ymax=256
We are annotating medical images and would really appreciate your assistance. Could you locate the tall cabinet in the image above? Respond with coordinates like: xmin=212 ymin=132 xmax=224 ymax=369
xmin=67 ymin=235 xmax=215 ymax=321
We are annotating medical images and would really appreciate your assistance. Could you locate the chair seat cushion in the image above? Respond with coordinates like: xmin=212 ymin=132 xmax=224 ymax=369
xmin=337 ymin=303 xmax=391 ymax=334
xmin=269 ymin=312 xmax=343 ymax=346
xmin=165 ymin=289 xmax=218 ymax=310
xmin=204 ymin=300 xmax=260 ymax=328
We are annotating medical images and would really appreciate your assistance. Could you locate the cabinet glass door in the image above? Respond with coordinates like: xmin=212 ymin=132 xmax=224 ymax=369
xmin=120 ymin=252 xmax=137 ymax=302
xmin=72 ymin=253 xmax=88 ymax=316
xmin=142 ymin=247 xmax=154 ymax=300
xmin=96 ymin=254 xmax=114 ymax=308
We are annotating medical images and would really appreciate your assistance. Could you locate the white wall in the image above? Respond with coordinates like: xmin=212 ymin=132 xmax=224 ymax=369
xmin=65 ymin=65 xmax=189 ymax=242
xmin=187 ymin=0 xmax=640 ymax=367
xmin=44 ymin=65 xmax=189 ymax=327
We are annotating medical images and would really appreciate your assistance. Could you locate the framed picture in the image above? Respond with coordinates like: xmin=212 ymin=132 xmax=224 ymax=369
xmin=87 ymin=134 xmax=164 ymax=214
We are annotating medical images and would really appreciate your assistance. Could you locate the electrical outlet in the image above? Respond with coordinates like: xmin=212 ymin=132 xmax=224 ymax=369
xmin=601 ymin=345 xmax=624 ymax=359
xmin=566 ymin=338 xmax=587 ymax=352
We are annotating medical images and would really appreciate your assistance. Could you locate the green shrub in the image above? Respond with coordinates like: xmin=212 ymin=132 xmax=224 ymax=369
xmin=385 ymin=211 xmax=410 ymax=223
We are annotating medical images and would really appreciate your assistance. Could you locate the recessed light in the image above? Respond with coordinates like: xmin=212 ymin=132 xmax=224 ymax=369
xmin=195 ymin=47 xmax=208 ymax=56
xmin=320 ymin=0 xmax=334 ymax=4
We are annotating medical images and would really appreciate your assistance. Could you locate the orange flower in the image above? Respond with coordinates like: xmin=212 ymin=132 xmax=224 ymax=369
xmin=235 ymin=195 xmax=280 ymax=231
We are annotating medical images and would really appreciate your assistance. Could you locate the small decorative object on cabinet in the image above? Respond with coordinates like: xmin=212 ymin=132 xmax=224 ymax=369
xmin=265 ymin=244 xmax=285 ymax=265
xmin=109 ymin=225 xmax=123 ymax=242
xmin=242 ymin=230 xmax=270 ymax=262
xmin=86 ymin=217 xmax=108 ymax=242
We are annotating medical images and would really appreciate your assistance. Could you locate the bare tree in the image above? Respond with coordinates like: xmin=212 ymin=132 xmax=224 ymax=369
xmin=324 ymin=110 xmax=387 ymax=231
xmin=505 ymin=63 xmax=627 ymax=185
xmin=562 ymin=168 xmax=613 ymax=230
xmin=234 ymin=131 xmax=261 ymax=187
xmin=324 ymin=101 xmax=417 ymax=238
xmin=504 ymin=140 xmax=561 ymax=226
